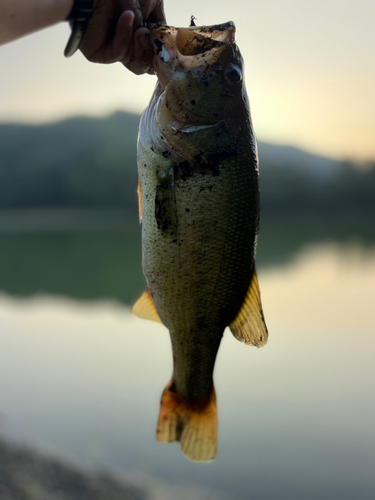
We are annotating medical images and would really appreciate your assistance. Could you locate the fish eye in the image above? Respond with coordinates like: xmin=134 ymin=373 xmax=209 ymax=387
xmin=224 ymin=65 xmax=242 ymax=84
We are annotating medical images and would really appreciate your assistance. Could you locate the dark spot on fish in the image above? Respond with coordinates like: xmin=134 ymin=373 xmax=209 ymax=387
xmin=195 ymin=146 xmax=238 ymax=176
xmin=150 ymin=147 xmax=154 ymax=152
xmin=205 ymin=21 xmax=235 ymax=33
xmin=191 ymin=99 xmax=196 ymax=105
xmin=162 ymin=150 xmax=170 ymax=158
xmin=155 ymin=168 xmax=178 ymax=237
xmin=185 ymin=208 xmax=190 ymax=212
xmin=174 ymin=160 xmax=191 ymax=181
xmin=179 ymin=35 xmax=220 ymax=56
xmin=200 ymin=75 xmax=209 ymax=86
xmin=215 ymin=120 xmax=227 ymax=136
xmin=199 ymin=184 xmax=214 ymax=192
xmin=153 ymin=38 xmax=163 ymax=55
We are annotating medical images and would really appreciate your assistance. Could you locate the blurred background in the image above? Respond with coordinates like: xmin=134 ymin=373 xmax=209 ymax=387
xmin=0 ymin=1 xmax=374 ymax=499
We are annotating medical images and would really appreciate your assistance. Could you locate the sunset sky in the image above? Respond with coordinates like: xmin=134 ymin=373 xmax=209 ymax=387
xmin=0 ymin=0 xmax=374 ymax=162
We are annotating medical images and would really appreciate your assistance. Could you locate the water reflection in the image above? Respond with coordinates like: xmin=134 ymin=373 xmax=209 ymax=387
xmin=0 ymin=237 xmax=374 ymax=499
xmin=0 ymin=217 xmax=374 ymax=304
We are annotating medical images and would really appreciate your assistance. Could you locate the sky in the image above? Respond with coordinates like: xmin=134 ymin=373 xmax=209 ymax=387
xmin=0 ymin=0 xmax=374 ymax=162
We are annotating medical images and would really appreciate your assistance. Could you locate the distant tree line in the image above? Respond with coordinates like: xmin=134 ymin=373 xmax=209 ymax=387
xmin=260 ymin=160 xmax=375 ymax=218
xmin=0 ymin=113 xmax=139 ymax=211
xmin=0 ymin=112 xmax=374 ymax=219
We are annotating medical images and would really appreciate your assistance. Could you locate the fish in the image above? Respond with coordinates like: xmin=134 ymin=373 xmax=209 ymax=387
xmin=133 ymin=21 xmax=268 ymax=462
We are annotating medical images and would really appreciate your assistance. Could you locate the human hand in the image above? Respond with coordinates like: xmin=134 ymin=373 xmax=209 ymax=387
xmin=80 ymin=0 xmax=166 ymax=74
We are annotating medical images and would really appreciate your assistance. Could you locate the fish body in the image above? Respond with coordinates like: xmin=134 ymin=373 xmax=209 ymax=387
xmin=134 ymin=22 xmax=267 ymax=461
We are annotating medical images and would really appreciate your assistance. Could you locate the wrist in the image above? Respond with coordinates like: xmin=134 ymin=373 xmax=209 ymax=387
xmin=33 ymin=0 xmax=74 ymax=27
xmin=0 ymin=0 xmax=74 ymax=45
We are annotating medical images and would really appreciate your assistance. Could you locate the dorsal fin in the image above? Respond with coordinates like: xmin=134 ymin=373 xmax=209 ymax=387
xmin=229 ymin=268 xmax=268 ymax=347
xmin=132 ymin=288 xmax=162 ymax=323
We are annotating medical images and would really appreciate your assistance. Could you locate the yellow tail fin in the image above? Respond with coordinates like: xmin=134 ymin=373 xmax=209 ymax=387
xmin=156 ymin=380 xmax=218 ymax=462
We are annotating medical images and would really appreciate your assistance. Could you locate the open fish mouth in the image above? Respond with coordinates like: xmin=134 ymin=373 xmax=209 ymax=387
xmin=175 ymin=21 xmax=236 ymax=55
xmin=150 ymin=21 xmax=236 ymax=86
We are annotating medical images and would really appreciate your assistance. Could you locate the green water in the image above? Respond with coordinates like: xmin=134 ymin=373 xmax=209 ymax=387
xmin=0 ymin=225 xmax=144 ymax=303
xmin=0 ymin=217 xmax=374 ymax=304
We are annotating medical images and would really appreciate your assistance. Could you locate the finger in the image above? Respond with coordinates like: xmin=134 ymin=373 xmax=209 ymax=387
xmin=111 ymin=10 xmax=135 ymax=63
xmin=139 ymin=0 xmax=166 ymax=24
xmin=153 ymin=1 xmax=167 ymax=24
xmin=83 ymin=9 xmax=134 ymax=64
xmin=125 ymin=27 xmax=153 ymax=75
xmin=122 ymin=0 xmax=143 ymax=29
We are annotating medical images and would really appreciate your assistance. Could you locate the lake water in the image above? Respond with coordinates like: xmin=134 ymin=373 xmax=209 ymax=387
xmin=0 ymin=217 xmax=374 ymax=499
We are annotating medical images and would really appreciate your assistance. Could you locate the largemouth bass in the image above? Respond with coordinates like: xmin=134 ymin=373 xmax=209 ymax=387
xmin=133 ymin=21 xmax=268 ymax=462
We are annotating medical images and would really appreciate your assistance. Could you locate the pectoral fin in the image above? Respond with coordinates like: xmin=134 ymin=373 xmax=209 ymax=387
xmin=132 ymin=288 xmax=162 ymax=323
xmin=229 ymin=268 xmax=268 ymax=347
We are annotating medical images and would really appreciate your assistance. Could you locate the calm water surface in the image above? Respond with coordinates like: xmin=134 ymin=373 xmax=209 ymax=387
xmin=0 ymin=219 xmax=374 ymax=499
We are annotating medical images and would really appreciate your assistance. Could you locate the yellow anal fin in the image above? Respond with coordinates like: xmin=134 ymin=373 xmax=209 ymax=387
xmin=157 ymin=380 xmax=218 ymax=462
xmin=138 ymin=178 xmax=142 ymax=223
xmin=132 ymin=288 xmax=162 ymax=323
xmin=229 ymin=268 xmax=268 ymax=347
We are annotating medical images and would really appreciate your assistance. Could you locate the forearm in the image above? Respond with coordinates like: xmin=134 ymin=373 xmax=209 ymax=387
xmin=0 ymin=0 xmax=73 ymax=45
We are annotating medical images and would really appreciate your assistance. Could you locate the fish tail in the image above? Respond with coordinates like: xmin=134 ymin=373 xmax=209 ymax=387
xmin=156 ymin=380 xmax=218 ymax=462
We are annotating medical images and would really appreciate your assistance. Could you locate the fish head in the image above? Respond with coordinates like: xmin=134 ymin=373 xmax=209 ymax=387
xmin=149 ymin=22 xmax=249 ymax=156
